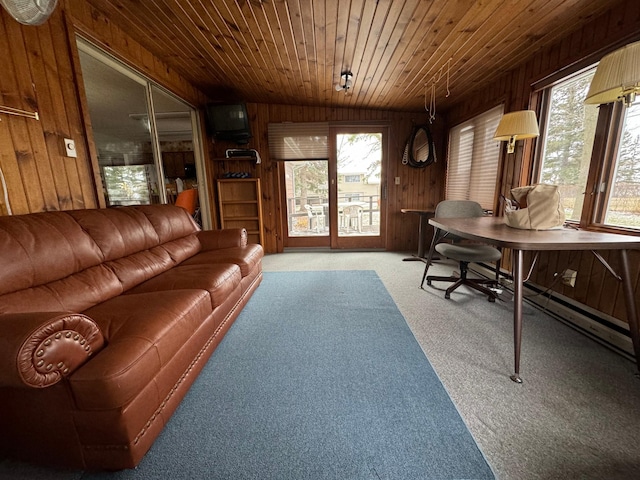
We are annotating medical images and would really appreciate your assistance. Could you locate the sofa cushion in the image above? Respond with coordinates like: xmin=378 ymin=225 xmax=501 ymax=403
xmin=182 ymin=245 xmax=263 ymax=277
xmin=68 ymin=205 xmax=200 ymax=263
xmin=0 ymin=212 xmax=103 ymax=296
xmin=74 ymin=289 xmax=211 ymax=410
xmin=67 ymin=208 xmax=160 ymax=261
xmin=126 ymin=263 xmax=242 ymax=309
xmin=68 ymin=205 xmax=202 ymax=292
xmin=0 ymin=265 xmax=122 ymax=314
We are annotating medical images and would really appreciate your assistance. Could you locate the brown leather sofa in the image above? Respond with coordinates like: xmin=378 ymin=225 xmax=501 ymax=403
xmin=0 ymin=204 xmax=263 ymax=470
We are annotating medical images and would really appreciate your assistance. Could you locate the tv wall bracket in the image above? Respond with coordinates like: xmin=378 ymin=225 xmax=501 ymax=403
xmin=225 ymin=148 xmax=262 ymax=164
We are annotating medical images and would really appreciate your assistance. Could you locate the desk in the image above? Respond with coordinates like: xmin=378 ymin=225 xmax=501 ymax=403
xmin=401 ymin=209 xmax=434 ymax=261
xmin=423 ymin=216 xmax=640 ymax=383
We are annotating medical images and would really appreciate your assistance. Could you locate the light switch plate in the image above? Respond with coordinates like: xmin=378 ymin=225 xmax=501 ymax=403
xmin=64 ymin=138 xmax=77 ymax=158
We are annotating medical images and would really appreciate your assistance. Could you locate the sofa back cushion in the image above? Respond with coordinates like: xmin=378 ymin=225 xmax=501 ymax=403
xmin=0 ymin=205 xmax=201 ymax=314
xmin=0 ymin=212 xmax=105 ymax=297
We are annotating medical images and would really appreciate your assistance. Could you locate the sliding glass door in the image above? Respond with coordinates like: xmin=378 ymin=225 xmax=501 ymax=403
xmin=76 ymin=38 xmax=209 ymax=228
xmin=280 ymin=124 xmax=387 ymax=250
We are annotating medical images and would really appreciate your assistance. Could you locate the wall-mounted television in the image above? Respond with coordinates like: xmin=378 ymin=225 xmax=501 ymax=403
xmin=205 ymin=103 xmax=252 ymax=144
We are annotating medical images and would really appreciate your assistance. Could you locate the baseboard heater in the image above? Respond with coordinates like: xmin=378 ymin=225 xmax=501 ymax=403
xmin=471 ymin=263 xmax=635 ymax=362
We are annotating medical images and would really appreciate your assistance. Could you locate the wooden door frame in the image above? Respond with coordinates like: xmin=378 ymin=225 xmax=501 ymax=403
xmin=330 ymin=125 xmax=388 ymax=250
xmin=278 ymin=123 xmax=389 ymax=250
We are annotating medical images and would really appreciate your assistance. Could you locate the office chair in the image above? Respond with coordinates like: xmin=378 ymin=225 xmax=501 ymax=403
xmin=420 ymin=200 xmax=502 ymax=302
xmin=175 ymin=188 xmax=200 ymax=224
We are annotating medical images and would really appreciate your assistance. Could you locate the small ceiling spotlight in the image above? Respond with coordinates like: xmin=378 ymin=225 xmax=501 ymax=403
xmin=335 ymin=71 xmax=353 ymax=92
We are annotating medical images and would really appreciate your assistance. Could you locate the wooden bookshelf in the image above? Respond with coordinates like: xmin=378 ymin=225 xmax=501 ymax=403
xmin=216 ymin=178 xmax=264 ymax=245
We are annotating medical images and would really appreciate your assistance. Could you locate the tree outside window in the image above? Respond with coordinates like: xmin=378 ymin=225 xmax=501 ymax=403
xmin=605 ymin=103 xmax=640 ymax=228
xmin=538 ymin=69 xmax=598 ymax=221
xmin=537 ymin=68 xmax=640 ymax=230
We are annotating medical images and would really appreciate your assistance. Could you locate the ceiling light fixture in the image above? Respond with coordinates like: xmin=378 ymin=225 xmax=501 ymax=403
xmin=584 ymin=40 xmax=640 ymax=107
xmin=494 ymin=110 xmax=540 ymax=154
xmin=335 ymin=71 xmax=353 ymax=92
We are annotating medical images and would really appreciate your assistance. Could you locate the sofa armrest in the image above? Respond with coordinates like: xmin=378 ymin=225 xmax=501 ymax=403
xmin=0 ymin=312 xmax=105 ymax=388
xmin=197 ymin=228 xmax=248 ymax=251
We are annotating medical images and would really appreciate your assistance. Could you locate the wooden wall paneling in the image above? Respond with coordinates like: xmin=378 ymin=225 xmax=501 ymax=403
xmin=52 ymin=14 xmax=99 ymax=210
xmin=63 ymin=11 xmax=105 ymax=210
xmin=0 ymin=136 xmax=29 ymax=214
xmin=29 ymin=22 xmax=73 ymax=211
xmin=206 ymin=103 xmax=440 ymax=254
xmin=592 ymin=251 xmax=615 ymax=316
xmin=582 ymin=251 xmax=606 ymax=314
xmin=574 ymin=250 xmax=594 ymax=305
xmin=3 ymin=15 xmax=49 ymax=213
xmin=0 ymin=14 xmax=31 ymax=214
xmin=602 ymin=252 xmax=624 ymax=318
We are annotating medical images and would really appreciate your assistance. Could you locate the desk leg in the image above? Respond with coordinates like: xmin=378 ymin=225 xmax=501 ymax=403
xmin=510 ymin=249 xmax=524 ymax=384
xmin=619 ymin=250 xmax=640 ymax=376
xmin=403 ymin=213 xmax=429 ymax=261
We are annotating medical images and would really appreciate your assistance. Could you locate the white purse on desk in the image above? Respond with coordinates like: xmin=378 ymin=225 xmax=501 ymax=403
xmin=504 ymin=184 xmax=565 ymax=230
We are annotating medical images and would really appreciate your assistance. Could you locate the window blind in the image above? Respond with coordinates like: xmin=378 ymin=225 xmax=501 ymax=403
xmin=446 ymin=105 xmax=503 ymax=210
xmin=268 ymin=122 xmax=329 ymax=160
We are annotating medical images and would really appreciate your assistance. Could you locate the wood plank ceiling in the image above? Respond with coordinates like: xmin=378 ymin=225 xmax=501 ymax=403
xmin=85 ymin=0 xmax=619 ymax=112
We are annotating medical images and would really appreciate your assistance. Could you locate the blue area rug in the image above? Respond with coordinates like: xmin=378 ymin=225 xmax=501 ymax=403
xmin=3 ymin=270 xmax=494 ymax=479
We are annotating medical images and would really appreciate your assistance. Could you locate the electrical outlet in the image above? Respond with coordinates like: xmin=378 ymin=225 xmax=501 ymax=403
xmin=562 ymin=269 xmax=577 ymax=287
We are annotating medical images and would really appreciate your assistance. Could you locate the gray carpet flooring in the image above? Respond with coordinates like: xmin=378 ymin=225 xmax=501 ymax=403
xmin=262 ymin=251 xmax=640 ymax=480
xmin=2 ymin=251 xmax=638 ymax=480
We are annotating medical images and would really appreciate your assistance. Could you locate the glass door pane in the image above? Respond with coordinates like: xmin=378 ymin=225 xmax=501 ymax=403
xmin=150 ymin=86 xmax=200 ymax=223
xmin=77 ymin=44 xmax=159 ymax=207
xmin=284 ymin=160 xmax=329 ymax=238
xmin=336 ymin=133 xmax=382 ymax=238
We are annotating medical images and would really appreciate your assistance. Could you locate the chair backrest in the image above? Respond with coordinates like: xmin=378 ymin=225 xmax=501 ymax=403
xmin=435 ymin=200 xmax=485 ymax=219
xmin=175 ymin=188 xmax=198 ymax=215
xmin=342 ymin=205 xmax=362 ymax=216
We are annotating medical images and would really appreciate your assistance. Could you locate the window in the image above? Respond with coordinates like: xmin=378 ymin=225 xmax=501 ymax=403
xmin=447 ymin=105 xmax=503 ymax=210
xmin=343 ymin=174 xmax=361 ymax=183
xmin=536 ymin=67 xmax=640 ymax=231
xmin=537 ymin=69 xmax=598 ymax=221
xmin=603 ymin=102 xmax=640 ymax=228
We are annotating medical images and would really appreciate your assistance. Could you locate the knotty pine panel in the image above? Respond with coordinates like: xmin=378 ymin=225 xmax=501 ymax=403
xmin=207 ymin=103 xmax=446 ymax=254
xmin=0 ymin=7 xmax=98 ymax=215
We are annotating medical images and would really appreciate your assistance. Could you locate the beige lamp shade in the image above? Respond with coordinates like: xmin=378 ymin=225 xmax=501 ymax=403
xmin=494 ymin=110 xmax=539 ymax=153
xmin=585 ymin=40 xmax=640 ymax=106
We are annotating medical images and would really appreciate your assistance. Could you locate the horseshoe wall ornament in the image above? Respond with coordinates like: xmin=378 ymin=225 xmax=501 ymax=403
xmin=403 ymin=124 xmax=436 ymax=168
